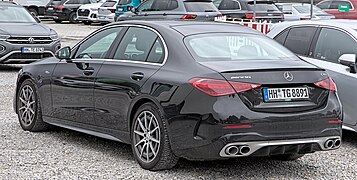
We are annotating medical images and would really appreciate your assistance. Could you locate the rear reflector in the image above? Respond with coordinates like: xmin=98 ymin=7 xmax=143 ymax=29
xmin=223 ymin=124 xmax=253 ymax=129
xmin=181 ymin=14 xmax=197 ymax=20
xmin=314 ymin=78 xmax=337 ymax=91
xmin=189 ymin=78 xmax=260 ymax=96
xmin=328 ymin=119 xmax=342 ymax=123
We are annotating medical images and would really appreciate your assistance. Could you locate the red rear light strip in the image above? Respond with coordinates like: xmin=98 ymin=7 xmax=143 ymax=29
xmin=314 ymin=77 xmax=337 ymax=91
xmin=223 ymin=124 xmax=253 ymax=129
xmin=328 ymin=119 xmax=342 ymax=123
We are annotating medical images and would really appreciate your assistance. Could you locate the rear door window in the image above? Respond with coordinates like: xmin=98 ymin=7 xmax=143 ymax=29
xmin=284 ymin=27 xmax=317 ymax=56
xmin=184 ymin=1 xmax=218 ymax=12
xmin=215 ymin=0 xmax=241 ymax=10
xmin=137 ymin=0 xmax=154 ymax=11
xmin=151 ymin=0 xmax=178 ymax=11
xmin=317 ymin=1 xmax=332 ymax=9
xmin=273 ymin=29 xmax=289 ymax=45
xmin=313 ymin=28 xmax=357 ymax=63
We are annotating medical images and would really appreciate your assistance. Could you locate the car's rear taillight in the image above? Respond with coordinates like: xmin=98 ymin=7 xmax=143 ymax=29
xmin=181 ymin=14 xmax=197 ymax=20
xmin=244 ymin=13 xmax=254 ymax=19
xmin=54 ymin=5 xmax=64 ymax=10
xmin=314 ymin=78 xmax=337 ymax=91
xmin=189 ymin=78 xmax=260 ymax=96
xmin=300 ymin=17 xmax=311 ymax=20
xmin=110 ymin=9 xmax=116 ymax=13
xmin=127 ymin=6 xmax=133 ymax=11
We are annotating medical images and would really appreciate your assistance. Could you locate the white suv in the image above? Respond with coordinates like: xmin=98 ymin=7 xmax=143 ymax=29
xmin=77 ymin=0 xmax=106 ymax=25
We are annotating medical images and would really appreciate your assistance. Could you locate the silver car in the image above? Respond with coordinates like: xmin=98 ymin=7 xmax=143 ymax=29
xmin=0 ymin=2 xmax=60 ymax=64
xmin=267 ymin=20 xmax=357 ymax=132
xmin=276 ymin=3 xmax=335 ymax=21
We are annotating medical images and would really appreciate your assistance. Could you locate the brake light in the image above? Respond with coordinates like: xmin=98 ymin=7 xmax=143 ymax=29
xmin=189 ymin=78 xmax=261 ymax=96
xmin=223 ymin=124 xmax=253 ymax=129
xmin=127 ymin=6 xmax=133 ymax=11
xmin=110 ymin=9 xmax=116 ymax=13
xmin=314 ymin=78 xmax=337 ymax=91
xmin=244 ymin=13 xmax=254 ymax=19
xmin=328 ymin=119 xmax=342 ymax=123
xmin=54 ymin=5 xmax=64 ymax=10
xmin=181 ymin=14 xmax=197 ymax=20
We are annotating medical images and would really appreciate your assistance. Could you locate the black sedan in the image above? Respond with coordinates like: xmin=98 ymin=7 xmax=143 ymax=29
xmin=14 ymin=21 xmax=342 ymax=170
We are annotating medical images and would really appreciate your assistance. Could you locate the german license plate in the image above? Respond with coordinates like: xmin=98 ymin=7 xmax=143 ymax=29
xmin=263 ymin=87 xmax=309 ymax=102
xmin=117 ymin=8 xmax=123 ymax=11
xmin=21 ymin=47 xmax=44 ymax=53
xmin=48 ymin=7 xmax=53 ymax=10
xmin=99 ymin=16 xmax=105 ymax=19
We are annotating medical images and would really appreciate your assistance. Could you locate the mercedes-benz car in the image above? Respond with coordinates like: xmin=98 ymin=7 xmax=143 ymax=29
xmin=14 ymin=21 xmax=342 ymax=171
xmin=0 ymin=2 xmax=60 ymax=64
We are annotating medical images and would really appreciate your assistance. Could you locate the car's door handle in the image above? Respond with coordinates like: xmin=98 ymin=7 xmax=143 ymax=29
xmin=131 ymin=72 xmax=144 ymax=81
xmin=83 ymin=68 xmax=94 ymax=76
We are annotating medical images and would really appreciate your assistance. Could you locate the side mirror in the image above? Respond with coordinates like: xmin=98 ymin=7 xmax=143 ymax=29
xmin=338 ymin=54 xmax=357 ymax=73
xmin=55 ymin=46 xmax=71 ymax=60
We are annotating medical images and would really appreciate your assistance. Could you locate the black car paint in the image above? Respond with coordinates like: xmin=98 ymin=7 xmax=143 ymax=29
xmin=14 ymin=21 xmax=342 ymax=160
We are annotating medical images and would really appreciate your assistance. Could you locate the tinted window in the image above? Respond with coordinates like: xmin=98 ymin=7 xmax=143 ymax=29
xmin=151 ymin=0 xmax=178 ymax=11
xmin=330 ymin=1 xmax=352 ymax=9
xmin=184 ymin=2 xmax=218 ymax=12
xmin=119 ymin=0 xmax=133 ymax=5
xmin=216 ymin=0 xmax=241 ymax=10
xmin=66 ymin=0 xmax=79 ymax=4
xmin=75 ymin=27 xmax=122 ymax=59
xmin=284 ymin=27 xmax=316 ymax=55
xmin=185 ymin=34 xmax=296 ymax=62
xmin=114 ymin=27 xmax=158 ymax=62
xmin=138 ymin=0 xmax=154 ymax=11
xmin=313 ymin=28 xmax=357 ymax=63
xmin=147 ymin=38 xmax=165 ymax=63
xmin=274 ymin=29 xmax=289 ymax=45
xmin=101 ymin=1 xmax=117 ymax=7
xmin=247 ymin=1 xmax=280 ymax=12
xmin=317 ymin=1 xmax=331 ymax=9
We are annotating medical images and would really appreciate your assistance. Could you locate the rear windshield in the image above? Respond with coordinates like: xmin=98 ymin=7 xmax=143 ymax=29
xmin=0 ymin=6 xmax=37 ymax=23
xmin=101 ymin=1 xmax=117 ymax=7
xmin=294 ymin=5 xmax=325 ymax=14
xmin=119 ymin=0 xmax=132 ymax=5
xmin=48 ymin=0 xmax=63 ymax=6
xmin=247 ymin=1 xmax=280 ymax=12
xmin=184 ymin=1 xmax=218 ymax=12
xmin=185 ymin=34 xmax=296 ymax=62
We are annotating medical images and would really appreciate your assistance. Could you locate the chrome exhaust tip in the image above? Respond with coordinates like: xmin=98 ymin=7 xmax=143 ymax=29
xmin=239 ymin=146 xmax=251 ymax=155
xmin=225 ymin=145 xmax=239 ymax=155
xmin=325 ymin=140 xmax=334 ymax=149
xmin=334 ymin=139 xmax=341 ymax=148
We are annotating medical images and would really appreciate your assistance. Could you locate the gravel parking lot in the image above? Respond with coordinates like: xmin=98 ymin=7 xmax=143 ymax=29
xmin=1 ymin=21 xmax=357 ymax=179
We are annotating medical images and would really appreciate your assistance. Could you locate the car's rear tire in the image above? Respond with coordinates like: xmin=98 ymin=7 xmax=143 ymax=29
xmin=69 ymin=12 xmax=77 ymax=23
xmin=54 ymin=19 xmax=62 ymax=23
xmin=131 ymin=102 xmax=179 ymax=171
xmin=271 ymin=153 xmax=305 ymax=161
xmin=17 ymin=79 xmax=52 ymax=132
xmin=83 ymin=21 xmax=92 ymax=25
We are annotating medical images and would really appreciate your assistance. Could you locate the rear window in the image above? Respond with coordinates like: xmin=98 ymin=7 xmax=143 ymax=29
xmin=184 ymin=1 xmax=218 ymax=12
xmin=294 ymin=5 xmax=325 ymax=13
xmin=119 ymin=0 xmax=132 ymax=5
xmin=48 ymin=0 xmax=63 ymax=6
xmin=185 ymin=34 xmax=296 ymax=62
xmin=247 ymin=1 xmax=280 ymax=12
xmin=101 ymin=1 xmax=117 ymax=7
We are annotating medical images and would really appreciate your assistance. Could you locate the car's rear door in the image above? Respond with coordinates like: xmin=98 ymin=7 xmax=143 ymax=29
xmin=94 ymin=25 xmax=166 ymax=132
xmin=51 ymin=26 xmax=123 ymax=125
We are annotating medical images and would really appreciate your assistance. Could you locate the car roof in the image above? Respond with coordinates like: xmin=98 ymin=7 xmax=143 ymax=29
xmin=274 ymin=19 xmax=357 ymax=30
xmin=109 ymin=20 xmax=262 ymax=36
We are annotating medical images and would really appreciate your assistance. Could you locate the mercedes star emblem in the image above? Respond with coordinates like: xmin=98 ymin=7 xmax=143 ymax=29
xmin=284 ymin=71 xmax=294 ymax=81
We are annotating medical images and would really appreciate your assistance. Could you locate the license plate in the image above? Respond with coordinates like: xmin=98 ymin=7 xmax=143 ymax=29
xmin=48 ymin=7 xmax=53 ymax=10
xmin=99 ymin=16 xmax=105 ymax=19
xmin=263 ymin=87 xmax=309 ymax=102
xmin=21 ymin=47 xmax=44 ymax=53
xmin=117 ymin=8 xmax=123 ymax=11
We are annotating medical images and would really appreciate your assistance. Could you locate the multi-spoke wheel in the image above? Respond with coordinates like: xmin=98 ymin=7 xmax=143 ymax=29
xmin=131 ymin=103 xmax=179 ymax=171
xmin=17 ymin=79 xmax=51 ymax=131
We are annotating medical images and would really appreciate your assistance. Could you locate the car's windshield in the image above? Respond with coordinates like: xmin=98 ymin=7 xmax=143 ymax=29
xmin=185 ymin=33 xmax=297 ymax=62
xmin=0 ymin=6 xmax=37 ymax=23
xmin=184 ymin=2 xmax=218 ymax=12
xmin=294 ymin=5 xmax=325 ymax=13
xmin=247 ymin=1 xmax=280 ymax=12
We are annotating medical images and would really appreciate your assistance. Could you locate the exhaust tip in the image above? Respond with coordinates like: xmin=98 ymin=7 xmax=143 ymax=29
xmin=334 ymin=139 xmax=341 ymax=148
xmin=239 ymin=146 xmax=251 ymax=155
xmin=225 ymin=146 xmax=239 ymax=155
xmin=325 ymin=140 xmax=334 ymax=149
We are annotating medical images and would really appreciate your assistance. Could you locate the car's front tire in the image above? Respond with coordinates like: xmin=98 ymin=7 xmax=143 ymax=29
xmin=69 ymin=12 xmax=77 ymax=23
xmin=271 ymin=153 xmax=305 ymax=161
xmin=17 ymin=79 xmax=52 ymax=132
xmin=131 ymin=102 xmax=179 ymax=171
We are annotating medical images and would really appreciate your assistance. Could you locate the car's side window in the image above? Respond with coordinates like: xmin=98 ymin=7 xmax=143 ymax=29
xmin=80 ymin=0 xmax=91 ymax=4
xmin=273 ymin=29 xmax=289 ymax=45
xmin=138 ymin=0 xmax=154 ymax=11
xmin=317 ymin=1 xmax=332 ymax=9
xmin=330 ymin=0 xmax=352 ymax=9
xmin=284 ymin=27 xmax=316 ymax=56
xmin=114 ymin=27 xmax=159 ymax=62
xmin=218 ymin=0 xmax=241 ymax=10
xmin=75 ymin=27 xmax=122 ymax=59
xmin=147 ymin=38 xmax=165 ymax=63
xmin=313 ymin=28 xmax=357 ymax=63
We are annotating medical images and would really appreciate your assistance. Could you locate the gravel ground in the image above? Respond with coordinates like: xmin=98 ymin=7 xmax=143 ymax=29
xmin=1 ymin=21 xmax=357 ymax=179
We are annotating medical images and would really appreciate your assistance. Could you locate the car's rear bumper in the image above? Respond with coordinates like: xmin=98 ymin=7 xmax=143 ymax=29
xmin=97 ymin=13 xmax=115 ymax=23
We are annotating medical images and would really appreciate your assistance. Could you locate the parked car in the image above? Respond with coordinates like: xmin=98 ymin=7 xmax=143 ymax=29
xmin=117 ymin=0 xmax=221 ymax=21
xmin=115 ymin=0 xmax=142 ymax=19
xmin=97 ymin=0 xmax=119 ymax=24
xmin=14 ymin=20 xmax=342 ymax=171
xmin=44 ymin=0 xmax=62 ymax=19
xmin=45 ymin=0 xmax=97 ymax=23
xmin=317 ymin=0 xmax=357 ymax=19
xmin=267 ymin=20 xmax=357 ymax=132
xmin=2 ymin=0 xmax=50 ymax=16
xmin=276 ymin=3 xmax=335 ymax=20
xmin=213 ymin=0 xmax=284 ymax=22
xmin=77 ymin=0 xmax=106 ymax=25
xmin=0 ymin=2 xmax=60 ymax=64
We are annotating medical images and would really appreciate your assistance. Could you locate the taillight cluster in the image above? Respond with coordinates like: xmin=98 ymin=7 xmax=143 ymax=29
xmin=189 ymin=78 xmax=260 ymax=97
xmin=314 ymin=78 xmax=337 ymax=91
xmin=54 ymin=6 xmax=65 ymax=10
xmin=127 ymin=6 xmax=133 ymax=11
xmin=110 ymin=9 xmax=116 ymax=13
xmin=181 ymin=14 xmax=197 ymax=20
